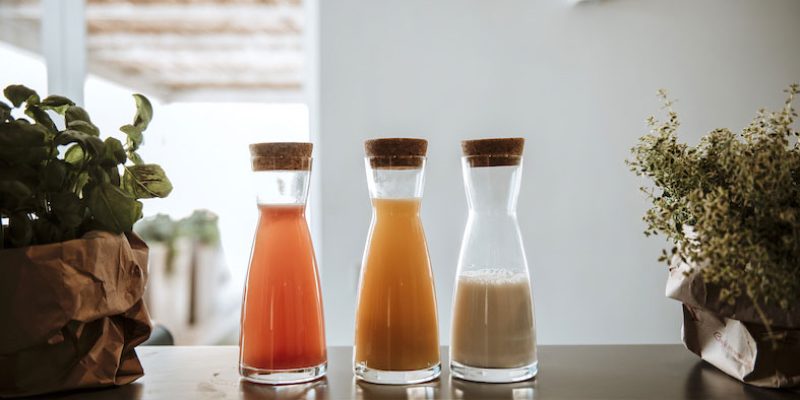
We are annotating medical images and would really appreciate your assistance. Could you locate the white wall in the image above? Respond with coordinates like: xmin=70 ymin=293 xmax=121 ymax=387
xmin=317 ymin=0 xmax=800 ymax=345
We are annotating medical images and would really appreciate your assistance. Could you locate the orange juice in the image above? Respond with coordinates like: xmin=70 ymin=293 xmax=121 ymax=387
xmin=239 ymin=204 xmax=326 ymax=371
xmin=354 ymin=198 xmax=440 ymax=371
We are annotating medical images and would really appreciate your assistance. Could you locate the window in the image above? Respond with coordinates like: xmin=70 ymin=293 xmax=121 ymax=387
xmin=1 ymin=0 xmax=313 ymax=344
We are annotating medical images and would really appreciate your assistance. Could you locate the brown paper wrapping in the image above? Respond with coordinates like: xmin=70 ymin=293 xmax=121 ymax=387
xmin=0 ymin=231 xmax=152 ymax=398
xmin=667 ymin=257 xmax=800 ymax=388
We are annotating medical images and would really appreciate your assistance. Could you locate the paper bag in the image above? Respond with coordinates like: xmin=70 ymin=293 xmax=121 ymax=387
xmin=0 ymin=231 xmax=152 ymax=397
xmin=668 ymin=257 xmax=800 ymax=388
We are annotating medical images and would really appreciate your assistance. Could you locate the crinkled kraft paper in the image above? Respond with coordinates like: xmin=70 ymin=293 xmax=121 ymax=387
xmin=668 ymin=257 xmax=800 ymax=388
xmin=0 ymin=231 xmax=152 ymax=398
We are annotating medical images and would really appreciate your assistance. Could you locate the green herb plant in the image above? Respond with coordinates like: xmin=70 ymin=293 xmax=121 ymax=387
xmin=627 ymin=85 xmax=800 ymax=336
xmin=0 ymin=84 xmax=172 ymax=249
xmin=135 ymin=210 xmax=222 ymax=274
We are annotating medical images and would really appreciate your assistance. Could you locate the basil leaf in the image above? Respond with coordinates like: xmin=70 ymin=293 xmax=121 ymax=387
xmin=33 ymin=217 xmax=63 ymax=244
xmin=100 ymin=137 xmax=126 ymax=167
xmin=65 ymin=106 xmax=91 ymax=124
xmin=67 ymin=120 xmax=100 ymax=137
xmin=4 ymin=85 xmax=39 ymax=108
xmin=56 ymin=130 xmax=105 ymax=156
xmin=25 ymin=105 xmax=58 ymax=135
xmin=0 ymin=120 xmax=50 ymax=165
xmin=87 ymin=182 xmax=142 ymax=233
xmin=0 ymin=101 xmax=11 ymax=122
xmin=9 ymin=212 xmax=33 ymax=247
xmin=120 ymin=124 xmax=143 ymax=150
xmin=122 ymin=164 xmax=173 ymax=199
xmin=42 ymin=160 xmax=67 ymax=191
xmin=49 ymin=192 xmax=84 ymax=229
xmin=64 ymin=144 xmax=85 ymax=166
xmin=0 ymin=180 xmax=33 ymax=210
xmin=0 ymin=165 xmax=38 ymax=188
xmin=128 ymin=152 xmax=144 ymax=166
xmin=40 ymin=95 xmax=75 ymax=114
xmin=132 ymin=94 xmax=153 ymax=130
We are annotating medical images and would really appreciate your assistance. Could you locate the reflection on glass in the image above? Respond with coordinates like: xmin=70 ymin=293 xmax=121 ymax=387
xmin=240 ymin=377 xmax=329 ymax=400
xmin=353 ymin=379 xmax=440 ymax=400
xmin=450 ymin=377 xmax=537 ymax=400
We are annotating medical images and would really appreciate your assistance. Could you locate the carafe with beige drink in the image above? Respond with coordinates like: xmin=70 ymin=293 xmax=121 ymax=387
xmin=450 ymin=138 xmax=538 ymax=383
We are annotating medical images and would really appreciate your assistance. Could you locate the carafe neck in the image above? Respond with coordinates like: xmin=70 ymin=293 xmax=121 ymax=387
xmin=253 ymin=169 xmax=311 ymax=205
xmin=461 ymin=157 xmax=522 ymax=215
xmin=365 ymin=157 xmax=426 ymax=200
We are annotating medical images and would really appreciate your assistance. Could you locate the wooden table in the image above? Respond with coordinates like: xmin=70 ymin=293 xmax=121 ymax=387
xmin=44 ymin=345 xmax=799 ymax=399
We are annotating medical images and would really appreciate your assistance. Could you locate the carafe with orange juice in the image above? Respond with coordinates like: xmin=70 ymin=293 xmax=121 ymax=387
xmin=239 ymin=142 xmax=327 ymax=384
xmin=354 ymin=138 xmax=441 ymax=385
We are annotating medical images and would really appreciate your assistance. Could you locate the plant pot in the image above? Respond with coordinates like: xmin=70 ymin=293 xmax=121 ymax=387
xmin=667 ymin=257 xmax=800 ymax=388
xmin=0 ymin=231 xmax=152 ymax=397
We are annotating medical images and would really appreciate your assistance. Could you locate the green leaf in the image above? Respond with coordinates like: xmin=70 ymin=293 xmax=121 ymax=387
xmin=41 ymin=160 xmax=67 ymax=191
xmin=128 ymin=152 xmax=144 ymax=166
xmin=40 ymin=95 xmax=75 ymax=114
xmin=87 ymin=182 xmax=142 ymax=233
xmin=25 ymin=105 xmax=58 ymax=135
xmin=64 ymin=144 xmax=85 ymax=165
xmin=120 ymin=124 xmax=143 ymax=150
xmin=55 ymin=130 xmax=104 ymax=156
xmin=0 ymin=101 xmax=11 ymax=122
xmin=4 ymin=85 xmax=39 ymax=108
xmin=9 ymin=212 xmax=33 ymax=247
xmin=65 ymin=106 xmax=91 ymax=124
xmin=0 ymin=180 xmax=33 ymax=210
xmin=132 ymin=94 xmax=153 ymax=130
xmin=67 ymin=120 xmax=100 ymax=136
xmin=122 ymin=164 xmax=173 ymax=199
xmin=0 ymin=120 xmax=50 ymax=165
xmin=107 ymin=166 xmax=121 ymax=186
xmin=49 ymin=192 xmax=84 ymax=229
xmin=100 ymin=137 xmax=126 ymax=167
xmin=33 ymin=217 xmax=63 ymax=244
xmin=0 ymin=165 xmax=38 ymax=188
xmin=73 ymin=171 xmax=90 ymax=194
xmin=89 ymin=164 xmax=110 ymax=184
xmin=0 ymin=119 xmax=46 ymax=146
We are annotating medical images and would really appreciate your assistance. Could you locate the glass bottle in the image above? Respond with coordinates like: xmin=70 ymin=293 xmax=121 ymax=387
xmin=450 ymin=138 xmax=538 ymax=383
xmin=354 ymin=138 xmax=441 ymax=385
xmin=239 ymin=142 xmax=327 ymax=384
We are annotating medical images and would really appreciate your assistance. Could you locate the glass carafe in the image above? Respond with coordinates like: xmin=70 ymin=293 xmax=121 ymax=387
xmin=239 ymin=142 xmax=327 ymax=384
xmin=354 ymin=138 xmax=441 ymax=385
xmin=450 ymin=138 xmax=538 ymax=383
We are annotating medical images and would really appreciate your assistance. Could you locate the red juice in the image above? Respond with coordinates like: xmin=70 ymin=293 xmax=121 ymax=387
xmin=239 ymin=204 xmax=326 ymax=372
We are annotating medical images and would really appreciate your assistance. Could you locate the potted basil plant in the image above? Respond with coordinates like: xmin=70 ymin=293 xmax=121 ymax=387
xmin=0 ymin=84 xmax=172 ymax=397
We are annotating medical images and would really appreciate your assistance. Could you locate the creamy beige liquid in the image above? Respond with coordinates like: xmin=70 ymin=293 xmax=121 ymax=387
xmin=451 ymin=268 xmax=536 ymax=368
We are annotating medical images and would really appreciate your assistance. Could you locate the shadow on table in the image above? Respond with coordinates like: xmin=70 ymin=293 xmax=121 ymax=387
xmin=34 ymin=382 xmax=144 ymax=400
xmin=685 ymin=361 xmax=800 ymax=400
xmin=353 ymin=379 xmax=441 ymax=400
xmin=240 ymin=377 xmax=329 ymax=400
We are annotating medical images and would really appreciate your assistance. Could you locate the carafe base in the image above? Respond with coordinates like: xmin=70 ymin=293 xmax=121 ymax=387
xmin=354 ymin=362 xmax=441 ymax=385
xmin=240 ymin=361 xmax=327 ymax=385
xmin=451 ymin=360 xmax=538 ymax=383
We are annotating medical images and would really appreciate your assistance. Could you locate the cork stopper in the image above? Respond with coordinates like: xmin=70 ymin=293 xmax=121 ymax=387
xmin=365 ymin=138 xmax=428 ymax=169
xmin=249 ymin=142 xmax=312 ymax=171
xmin=461 ymin=137 xmax=525 ymax=167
